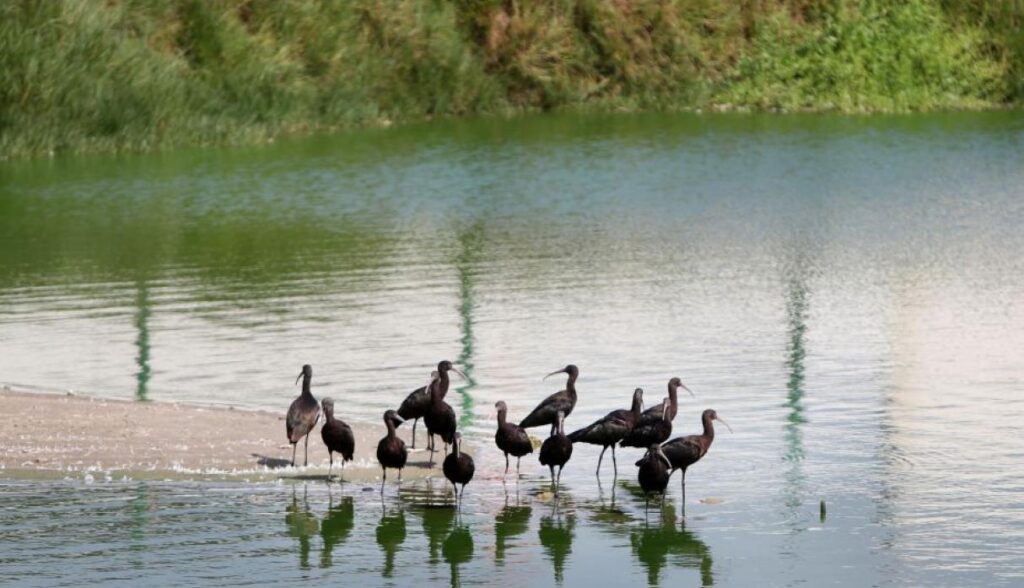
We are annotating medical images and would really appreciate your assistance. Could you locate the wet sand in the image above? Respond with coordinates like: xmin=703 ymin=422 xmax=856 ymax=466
xmin=0 ymin=387 xmax=448 ymax=482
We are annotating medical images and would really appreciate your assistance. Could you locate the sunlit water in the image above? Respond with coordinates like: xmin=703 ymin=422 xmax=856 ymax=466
xmin=2 ymin=112 xmax=1023 ymax=586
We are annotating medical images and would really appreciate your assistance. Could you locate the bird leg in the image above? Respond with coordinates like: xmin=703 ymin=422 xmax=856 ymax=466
xmin=504 ymin=453 xmax=509 ymax=476
xmin=680 ymin=468 xmax=687 ymax=512
xmin=304 ymin=433 xmax=310 ymax=466
xmin=596 ymin=446 xmax=606 ymax=477
xmin=516 ymin=456 xmax=521 ymax=476
xmin=291 ymin=443 xmax=297 ymax=467
xmin=612 ymin=445 xmax=618 ymax=478
xmin=380 ymin=467 xmax=386 ymax=493
xmin=328 ymin=453 xmax=333 ymax=478
xmin=411 ymin=419 xmax=417 ymax=449
xmin=549 ymin=465 xmax=555 ymax=488
xmin=557 ymin=465 xmax=563 ymax=487
xmin=398 ymin=468 xmax=402 ymax=484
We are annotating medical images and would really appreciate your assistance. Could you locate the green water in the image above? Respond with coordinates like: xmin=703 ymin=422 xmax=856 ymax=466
xmin=2 ymin=112 xmax=1024 ymax=586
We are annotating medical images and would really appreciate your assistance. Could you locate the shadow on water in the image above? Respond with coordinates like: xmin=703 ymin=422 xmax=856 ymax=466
xmin=376 ymin=502 xmax=407 ymax=578
xmin=538 ymin=501 xmax=576 ymax=586
xmin=494 ymin=491 xmax=532 ymax=565
xmin=320 ymin=490 xmax=354 ymax=569
xmin=134 ymin=281 xmax=151 ymax=401
xmin=284 ymin=485 xmax=319 ymax=570
xmin=630 ymin=502 xmax=714 ymax=587
xmin=252 ymin=454 xmax=292 ymax=469
xmin=454 ymin=221 xmax=484 ymax=429
xmin=443 ymin=521 xmax=474 ymax=588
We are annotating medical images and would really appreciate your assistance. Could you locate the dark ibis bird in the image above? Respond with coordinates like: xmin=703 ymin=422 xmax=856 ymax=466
xmin=321 ymin=397 xmax=355 ymax=479
xmin=286 ymin=364 xmax=321 ymax=467
xmin=539 ymin=410 xmax=573 ymax=494
xmin=443 ymin=432 xmax=475 ymax=501
xmin=424 ymin=360 xmax=465 ymax=456
xmin=376 ymin=410 xmax=408 ymax=491
xmin=636 ymin=441 xmax=673 ymax=513
xmin=620 ymin=377 xmax=691 ymax=448
xmin=568 ymin=387 xmax=644 ymax=477
xmin=396 ymin=370 xmax=439 ymax=449
xmin=494 ymin=400 xmax=533 ymax=476
xmin=520 ymin=364 xmax=579 ymax=435
xmin=662 ymin=408 xmax=731 ymax=506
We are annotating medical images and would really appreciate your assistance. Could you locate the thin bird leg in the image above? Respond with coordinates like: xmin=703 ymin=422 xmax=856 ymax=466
xmin=411 ymin=419 xmax=417 ymax=449
xmin=612 ymin=445 xmax=618 ymax=478
xmin=328 ymin=453 xmax=333 ymax=478
xmin=304 ymin=433 xmax=310 ymax=466
xmin=505 ymin=453 xmax=510 ymax=476
xmin=516 ymin=457 xmax=521 ymax=475
xmin=291 ymin=443 xmax=297 ymax=467
xmin=557 ymin=465 xmax=563 ymax=486
xmin=549 ymin=465 xmax=555 ymax=487
xmin=398 ymin=468 xmax=402 ymax=484
xmin=681 ymin=468 xmax=687 ymax=511
xmin=380 ymin=468 xmax=386 ymax=493
xmin=596 ymin=446 xmax=607 ymax=476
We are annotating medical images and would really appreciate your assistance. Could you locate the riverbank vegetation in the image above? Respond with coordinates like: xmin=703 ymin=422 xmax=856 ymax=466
xmin=2 ymin=0 xmax=1021 ymax=158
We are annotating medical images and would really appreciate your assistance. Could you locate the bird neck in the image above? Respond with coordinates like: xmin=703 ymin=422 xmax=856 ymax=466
xmin=631 ymin=396 xmax=643 ymax=418
xmin=323 ymin=408 xmax=334 ymax=422
xmin=301 ymin=374 xmax=312 ymax=397
xmin=497 ymin=408 xmax=507 ymax=427
xmin=565 ymin=373 xmax=577 ymax=396
xmin=667 ymin=384 xmax=678 ymax=416
xmin=702 ymin=414 xmax=715 ymax=441
xmin=385 ymin=418 xmax=397 ymax=437
xmin=434 ymin=373 xmax=450 ymax=401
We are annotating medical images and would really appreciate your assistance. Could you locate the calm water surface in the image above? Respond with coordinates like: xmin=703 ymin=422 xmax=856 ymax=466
xmin=2 ymin=112 xmax=1023 ymax=586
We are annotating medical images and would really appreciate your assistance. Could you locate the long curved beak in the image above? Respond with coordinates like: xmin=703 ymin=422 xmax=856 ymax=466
xmin=393 ymin=415 xmax=405 ymax=425
xmin=716 ymin=416 xmax=734 ymax=433
xmin=542 ymin=369 xmax=565 ymax=381
xmin=657 ymin=449 xmax=672 ymax=469
xmin=450 ymin=366 xmax=468 ymax=381
xmin=681 ymin=384 xmax=695 ymax=398
xmin=295 ymin=372 xmax=302 ymax=386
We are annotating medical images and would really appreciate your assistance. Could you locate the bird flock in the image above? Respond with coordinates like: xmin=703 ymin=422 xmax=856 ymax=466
xmin=286 ymin=361 xmax=729 ymax=507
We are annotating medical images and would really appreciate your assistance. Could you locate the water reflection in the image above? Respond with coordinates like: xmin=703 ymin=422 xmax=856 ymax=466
xmin=376 ymin=503 xmax=407 ymax=578
xmin=442 ymin=522 xmax=474 ymax=588
xmin=454 ymin=222 xmax=483 ymax=428
xmin=538 ymin=503 xmax=575 ymax=585
xmin=320 ymin=491 xmax=354 ymax=568
xmin=630 ymin=502 xmax=714 ymax=586
xmin=284 ymin=485 xmax=319 ymax=570
xmin=421 ymin=505 xmax=457 ymax=566
xmin=782 ymin=254 xmax=810 ymax=514
xmin=494 ymin=495 xmax=532 ymax=565
xmin=134 ymin=281 xmax=151 ymax=401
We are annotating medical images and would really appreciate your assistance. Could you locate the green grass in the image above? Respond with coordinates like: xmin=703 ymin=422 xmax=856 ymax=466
xmin=0 ymin=0 xmax=1020 ymax=159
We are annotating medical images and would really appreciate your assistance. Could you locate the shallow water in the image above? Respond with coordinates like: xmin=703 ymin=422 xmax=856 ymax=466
xmin=2 ymin=112 xmax=1024 ymax=586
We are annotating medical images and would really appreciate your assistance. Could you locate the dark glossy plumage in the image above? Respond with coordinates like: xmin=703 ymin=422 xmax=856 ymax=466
xmin=620 ymin=389 xmax=677 ymax=448
xmin=637 ymin=445 xmax=673 ymax=495
xmin=662 ymin=409 xmax=729 ymax=506
xmin=424 ymin=361 xmax=462 ymax=453
xmin=396 ymin=371 xmax=438 ymax=449
xmin=520 ymin=364 xmax=579 ymax=433
xmin=539 ymin=410 xmax=573 ymax=493
xmin=638 ymin=377 xmax=691 ymax=422
xmin=568 ymin=387 xmax=644 ymax=476
xmin=443 ymin=433 xmax=475 ymax=499
xmin=286 ymin=364 xmax=320 ymax=467
xmin=321 ymin=397 xmax=354 ymax=477
xmin=494 ymin=400 xmax=533 ymax=475
xmin=376 ymin=410 xmax=408 ymax=489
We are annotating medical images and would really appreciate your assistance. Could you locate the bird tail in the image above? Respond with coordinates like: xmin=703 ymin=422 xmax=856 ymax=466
xmin=567 ymin=426 xmax=589 ymax=443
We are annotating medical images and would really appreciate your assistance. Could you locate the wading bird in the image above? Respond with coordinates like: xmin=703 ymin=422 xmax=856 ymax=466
xmin=287 ymin=364 xmax=320 ymax=467
xmin=636 ymin=441 xmax=673 ymax=514
xmin=321 ymin=397 xmax=354 ymax=479
xmin=620 ymin=377 xmax=692 ymax=448
xmin=376 ymin=410 xmax=408 ymax=491
xmin=494 ymin=400 xmax=533 ymax=476
xmin=443 ymin=432 xmax=475 ymax=502
xmin=396 ymin=370 xmax=439 ymax=449
xmin=539 ymin=410 xmax=573 ymax=494
xmin=520 ymin=364 xmax=579 ymax=435
xmin=662 ymin=409 xmax=731 ymax=507
xmin=424 ymin=360 xmax=465 ymax=456
xmin=568 ymin=387 xmax=644 ymax=477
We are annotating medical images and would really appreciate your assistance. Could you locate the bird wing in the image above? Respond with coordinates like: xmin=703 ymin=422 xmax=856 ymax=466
xmin=519 ymin=390 xmax=571 ymax=428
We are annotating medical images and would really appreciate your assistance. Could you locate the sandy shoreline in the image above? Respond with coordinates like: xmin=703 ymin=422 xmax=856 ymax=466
xmin=0 ymin=387 xmax=447 ymax=482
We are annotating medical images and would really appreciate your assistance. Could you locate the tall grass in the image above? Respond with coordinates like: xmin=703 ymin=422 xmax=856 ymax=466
xmin=0 ymin=0 xmax=1018 ymax=159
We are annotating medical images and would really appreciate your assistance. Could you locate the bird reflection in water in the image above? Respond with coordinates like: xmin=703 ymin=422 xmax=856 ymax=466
xmin=421 ymin=504 xmax=457 ymax=567
xmin=284 ymin=485 xmax=319 ymax=570
xmin=494 ymin=491 xmax=531 ymax=565
xmin=320 ymin=488 xmax=354 ymax=569
xmin=538 ymin=502 xmax=575 ymax=585
xmin=630 ymin=502 xmax=713 ymax=586
xmin=376 ymin=502 xmax=407 ymax=578
xmin=442 ymin=520 xmax=473 ymax=588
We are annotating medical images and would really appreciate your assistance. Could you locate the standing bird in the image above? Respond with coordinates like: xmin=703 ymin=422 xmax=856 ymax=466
xmin=286 ymin=364 xmax=321 ymax=467
xmin=494 ymin=400 xmax=533 ymax=476
xmin=396 ymin=370 xmax=439 ymax=449
xmin=636 ymin=442 xmax=673 ymax=513
xmin=662 ymin=409 xmax=732 ymax=507
xmin=321 ymin=397 xmax=355 ymax=479
xmin=424 ymin=360 xmax=465 ymax=456
xmin=376 ymin=410 xmax=408 ymax=491
xmin=568 ymin=387 xmax=644 ymax=477
xmin=620 ymin=377 xmax=692 ymax=448
xmin=520 ymin=364 xmax=579 ymax=435
xmin=539 ymin=410 xmax=573 ymax=494
xmin=443 ymin=432 xmax=475 ymax=502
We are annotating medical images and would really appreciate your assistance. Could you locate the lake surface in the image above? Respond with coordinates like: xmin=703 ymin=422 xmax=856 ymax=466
xmin=2 ymin=112 xmax=1024 ymax=586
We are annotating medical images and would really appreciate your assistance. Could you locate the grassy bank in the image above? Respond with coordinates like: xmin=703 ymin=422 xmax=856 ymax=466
xmin=1 ymin=0 xmax=1021 ymax=159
